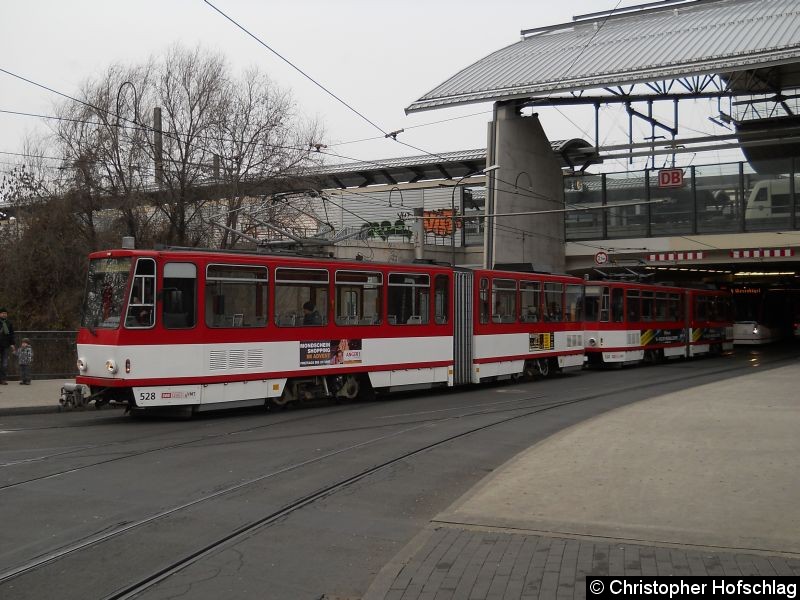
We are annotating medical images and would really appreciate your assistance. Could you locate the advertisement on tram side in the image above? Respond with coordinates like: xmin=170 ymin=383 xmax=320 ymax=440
xmin=300 ymin=339 xmax=363 ymax=367
xmin=641 ymin=328 xmax=686 ymax=346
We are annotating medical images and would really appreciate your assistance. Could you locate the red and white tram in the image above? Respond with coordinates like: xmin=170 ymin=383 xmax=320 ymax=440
xmin=685 ymin=288 xmax=735 ymax=356
xmin=582 ymin=281 xmax=733 ymax=365
xmin=75 ymin=249 xmax=591 ymax=413
xmin=458 ymin=269 xmax=585 ymax=383
xmin=77 ymin=249 xmax=454 ymax=412
xmin=75 ymin=247 xmax=733 ymax=413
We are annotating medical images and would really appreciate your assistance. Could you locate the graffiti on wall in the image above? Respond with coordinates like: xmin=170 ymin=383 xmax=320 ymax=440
xmin=423 ymin=209 xmax=462 ymax=237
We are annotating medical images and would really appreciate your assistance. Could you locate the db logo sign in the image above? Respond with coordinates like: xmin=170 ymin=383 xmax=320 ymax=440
xmin=594 ymin=251 xmax=609 ymax=265
xmin=658 ymin=168 xmax=684 ymax=188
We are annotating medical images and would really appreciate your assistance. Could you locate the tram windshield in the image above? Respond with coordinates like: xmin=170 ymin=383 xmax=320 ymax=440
xmin=81 ymin=257 xmax=132 ymax=329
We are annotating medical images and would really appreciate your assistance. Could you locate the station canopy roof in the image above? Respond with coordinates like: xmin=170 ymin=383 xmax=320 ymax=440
xmin=406 ymin=0 xmax=800 ymax=113
xmin=311 ymin=141 xmax=596 ymax=189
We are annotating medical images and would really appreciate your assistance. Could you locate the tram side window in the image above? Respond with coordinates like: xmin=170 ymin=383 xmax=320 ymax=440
xmin=334 ymin=271 xmax=382 ymax=325
xmin=479 ymin=278 xmax=490 ymax=324
xmin=565 ymin=284 xmax=583 ymax=322
xmin=126 ymin=258 xmax=156 ymax=328
xmin=626 ymin=289 xmax=641 ymax=322
xmin=708 ymin=296 xmax=723 ymax=321
xmin=388 ymin=273 xmax=429 ymax=325
xmin=520 ymin=281 xmax=541 ymax=322
xmin=543 ymin=283 xmax=563 ymax=321
xmin=611 ymin=288 xmax=624 ymax=322
xmin=669 ymin=293 xmax=683 ymax=321
xmin=162 ymin=263 xmax=197 ymax=328
xmin=492 ymin=278 xmax=517 ymax=323
xmin=695 ymin=295 xmax=708 ymax=321
xmin=654 ymin=293 xmax=668 ymax=321
xmin=434 ymin=274 xmax=449 ymax=324
xmin=205 ymin=264 xmax=268 ymax=328
xmin=275 ymin=268 xmax=329 ymax=327
xmin=641 ymin=291 xmax=654 ymax=321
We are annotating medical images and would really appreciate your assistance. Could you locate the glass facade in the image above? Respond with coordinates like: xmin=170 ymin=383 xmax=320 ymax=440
xmin=565 ymin=159 xmax=800 ymax=241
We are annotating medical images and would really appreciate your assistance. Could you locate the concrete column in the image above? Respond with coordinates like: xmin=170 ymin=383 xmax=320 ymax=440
xmin=413 ymin=207 xmax=424 ymax=260
xmin=484 ymin=103 xmax=564 ymax=272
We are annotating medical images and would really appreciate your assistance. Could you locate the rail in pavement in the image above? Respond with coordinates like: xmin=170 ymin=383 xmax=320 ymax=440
xmin=364 ymin=362 xmax=800 ymax=599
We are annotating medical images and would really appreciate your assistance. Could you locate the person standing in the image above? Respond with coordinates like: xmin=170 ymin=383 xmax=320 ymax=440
xmin=16 ymin=337 xmax=33 ymax=385
xmin=0 ymin=308 xmax=15 ymax=385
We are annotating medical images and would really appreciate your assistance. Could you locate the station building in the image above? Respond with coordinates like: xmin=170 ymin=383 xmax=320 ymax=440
xmin=290 ymin=0 xmax=800 ymax=341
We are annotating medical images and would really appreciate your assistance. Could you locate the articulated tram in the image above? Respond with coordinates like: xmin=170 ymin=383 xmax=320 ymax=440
xmin=75 ymin=248 xmax=732 ymax=413
xmin=582 ymin=281 xmax=734 ymax=365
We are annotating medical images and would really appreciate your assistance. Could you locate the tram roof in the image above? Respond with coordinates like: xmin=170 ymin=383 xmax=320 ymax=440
xmin=406 ymin=0 xmax=800 ymax=113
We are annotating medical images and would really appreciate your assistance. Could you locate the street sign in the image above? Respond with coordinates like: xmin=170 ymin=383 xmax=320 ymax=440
xmin=658 ymin=168 xmax=684 ymax=188
xmin=594 ymin=251 xmax=609 ymax=265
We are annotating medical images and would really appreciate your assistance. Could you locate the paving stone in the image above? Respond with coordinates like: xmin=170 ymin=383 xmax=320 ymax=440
xmin=733 ymin=553 xmax=759 ymax=576
xmin=623 ymin=545 xmax=642 ymax=576
xmin=639 ymin=546 xmax=658 ymax=576
xmin=376 ymin=529 xmax=800 ymax=600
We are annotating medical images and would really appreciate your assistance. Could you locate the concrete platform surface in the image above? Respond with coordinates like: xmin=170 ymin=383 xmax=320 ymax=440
xmin=0 ymin=379 xmax=78 ymax=415
xmin=438 ymin=362 xmax=800 ymax=554
xmin=365 ymin=363 xmax=800 ymax=599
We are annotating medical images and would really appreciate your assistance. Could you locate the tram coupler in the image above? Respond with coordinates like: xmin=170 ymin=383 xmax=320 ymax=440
xmin=59 ymin=383 xmax=87 ymax=410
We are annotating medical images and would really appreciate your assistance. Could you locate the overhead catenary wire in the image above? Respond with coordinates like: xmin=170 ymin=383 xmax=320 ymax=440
xmin=0 ymin=105 xmax=492 ymax=153
xmin=0 ymin=103 xmax=318 ymax=159
xmin=1 ymin=54 xmax=600 ymax=211
xmin=203 ymin=0 xmax=388 ymax=138
xmin=0 ymin=67 xmax=499 ymax=198
xmin=5 ymin=2 xmax=654 ymax=250
xmin=200 ymin=2 xmax=515 ymax=182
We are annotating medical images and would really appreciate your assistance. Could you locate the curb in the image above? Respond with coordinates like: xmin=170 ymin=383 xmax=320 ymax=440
xmin=361 ymin=524 xmax=439 ymax=600
xmin=0 ymin=405 xmax=65 ymax=416
xmin=0 ymin=403 xmax=125 ymax=417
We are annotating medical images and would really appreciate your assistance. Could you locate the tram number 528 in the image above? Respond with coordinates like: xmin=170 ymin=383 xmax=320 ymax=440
xmin=139 ymin=392 xmax=156 ymax=402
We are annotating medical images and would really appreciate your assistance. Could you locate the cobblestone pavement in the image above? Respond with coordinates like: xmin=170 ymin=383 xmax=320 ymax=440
xmin=371 ymin=524 xmax=800 ymax=600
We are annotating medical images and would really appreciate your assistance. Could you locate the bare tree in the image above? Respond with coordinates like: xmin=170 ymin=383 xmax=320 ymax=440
xmin=50 ymin=44 xmax=325 ymax=248
xmin=0 ymin=138 xmax=96 ymax=328
xmin=209 ymin=67 xmax=324 ymax=248
xmin=0 ymin=44 xmax=328 ymax=329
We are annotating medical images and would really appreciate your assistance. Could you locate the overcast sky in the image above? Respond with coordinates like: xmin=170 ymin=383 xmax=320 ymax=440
xmin=0 ymin=0 xmax=742 ymax=172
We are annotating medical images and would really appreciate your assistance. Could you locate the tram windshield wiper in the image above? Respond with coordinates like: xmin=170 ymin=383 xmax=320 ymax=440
xmin=86 ymin=316 xmax=97 ymax=337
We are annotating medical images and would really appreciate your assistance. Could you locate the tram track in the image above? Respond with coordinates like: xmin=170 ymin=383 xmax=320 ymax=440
xmin=0 ymin=402 xmax=370 ymax=488
xmin=0 ymin=392 xmax=555 ymax=586
xmin=1 ymin=351 xmax=791 ymax=598
xmin=1 ymin=350 xmax=792 ymax=493
xmin=98 ymin=354 xmax=796 ymax=600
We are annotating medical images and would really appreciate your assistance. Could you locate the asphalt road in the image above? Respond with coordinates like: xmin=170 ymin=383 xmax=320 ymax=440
xmin=1 ymin=343 xmax=797 ymax=600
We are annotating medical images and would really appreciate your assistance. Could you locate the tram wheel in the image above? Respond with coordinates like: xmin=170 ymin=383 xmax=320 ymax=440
xmin=336 ymin=375 xmax=360 ymax=402
xmin=270 ymin=384 xmax=295 ymax=410
xmin=644 ymin=349 xmax=661 ymax=364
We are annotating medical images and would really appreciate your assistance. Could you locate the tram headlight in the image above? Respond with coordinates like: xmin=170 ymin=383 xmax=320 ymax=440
xmin=77 ymin=358 xmax=87 ymax=373
xmin=588 ymin=337 xmax=597 ymax=347
xmin=105 ymin=359 xmax=118 ymax=375
xmin=752 ymin=326 xmax=759 ymax=335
